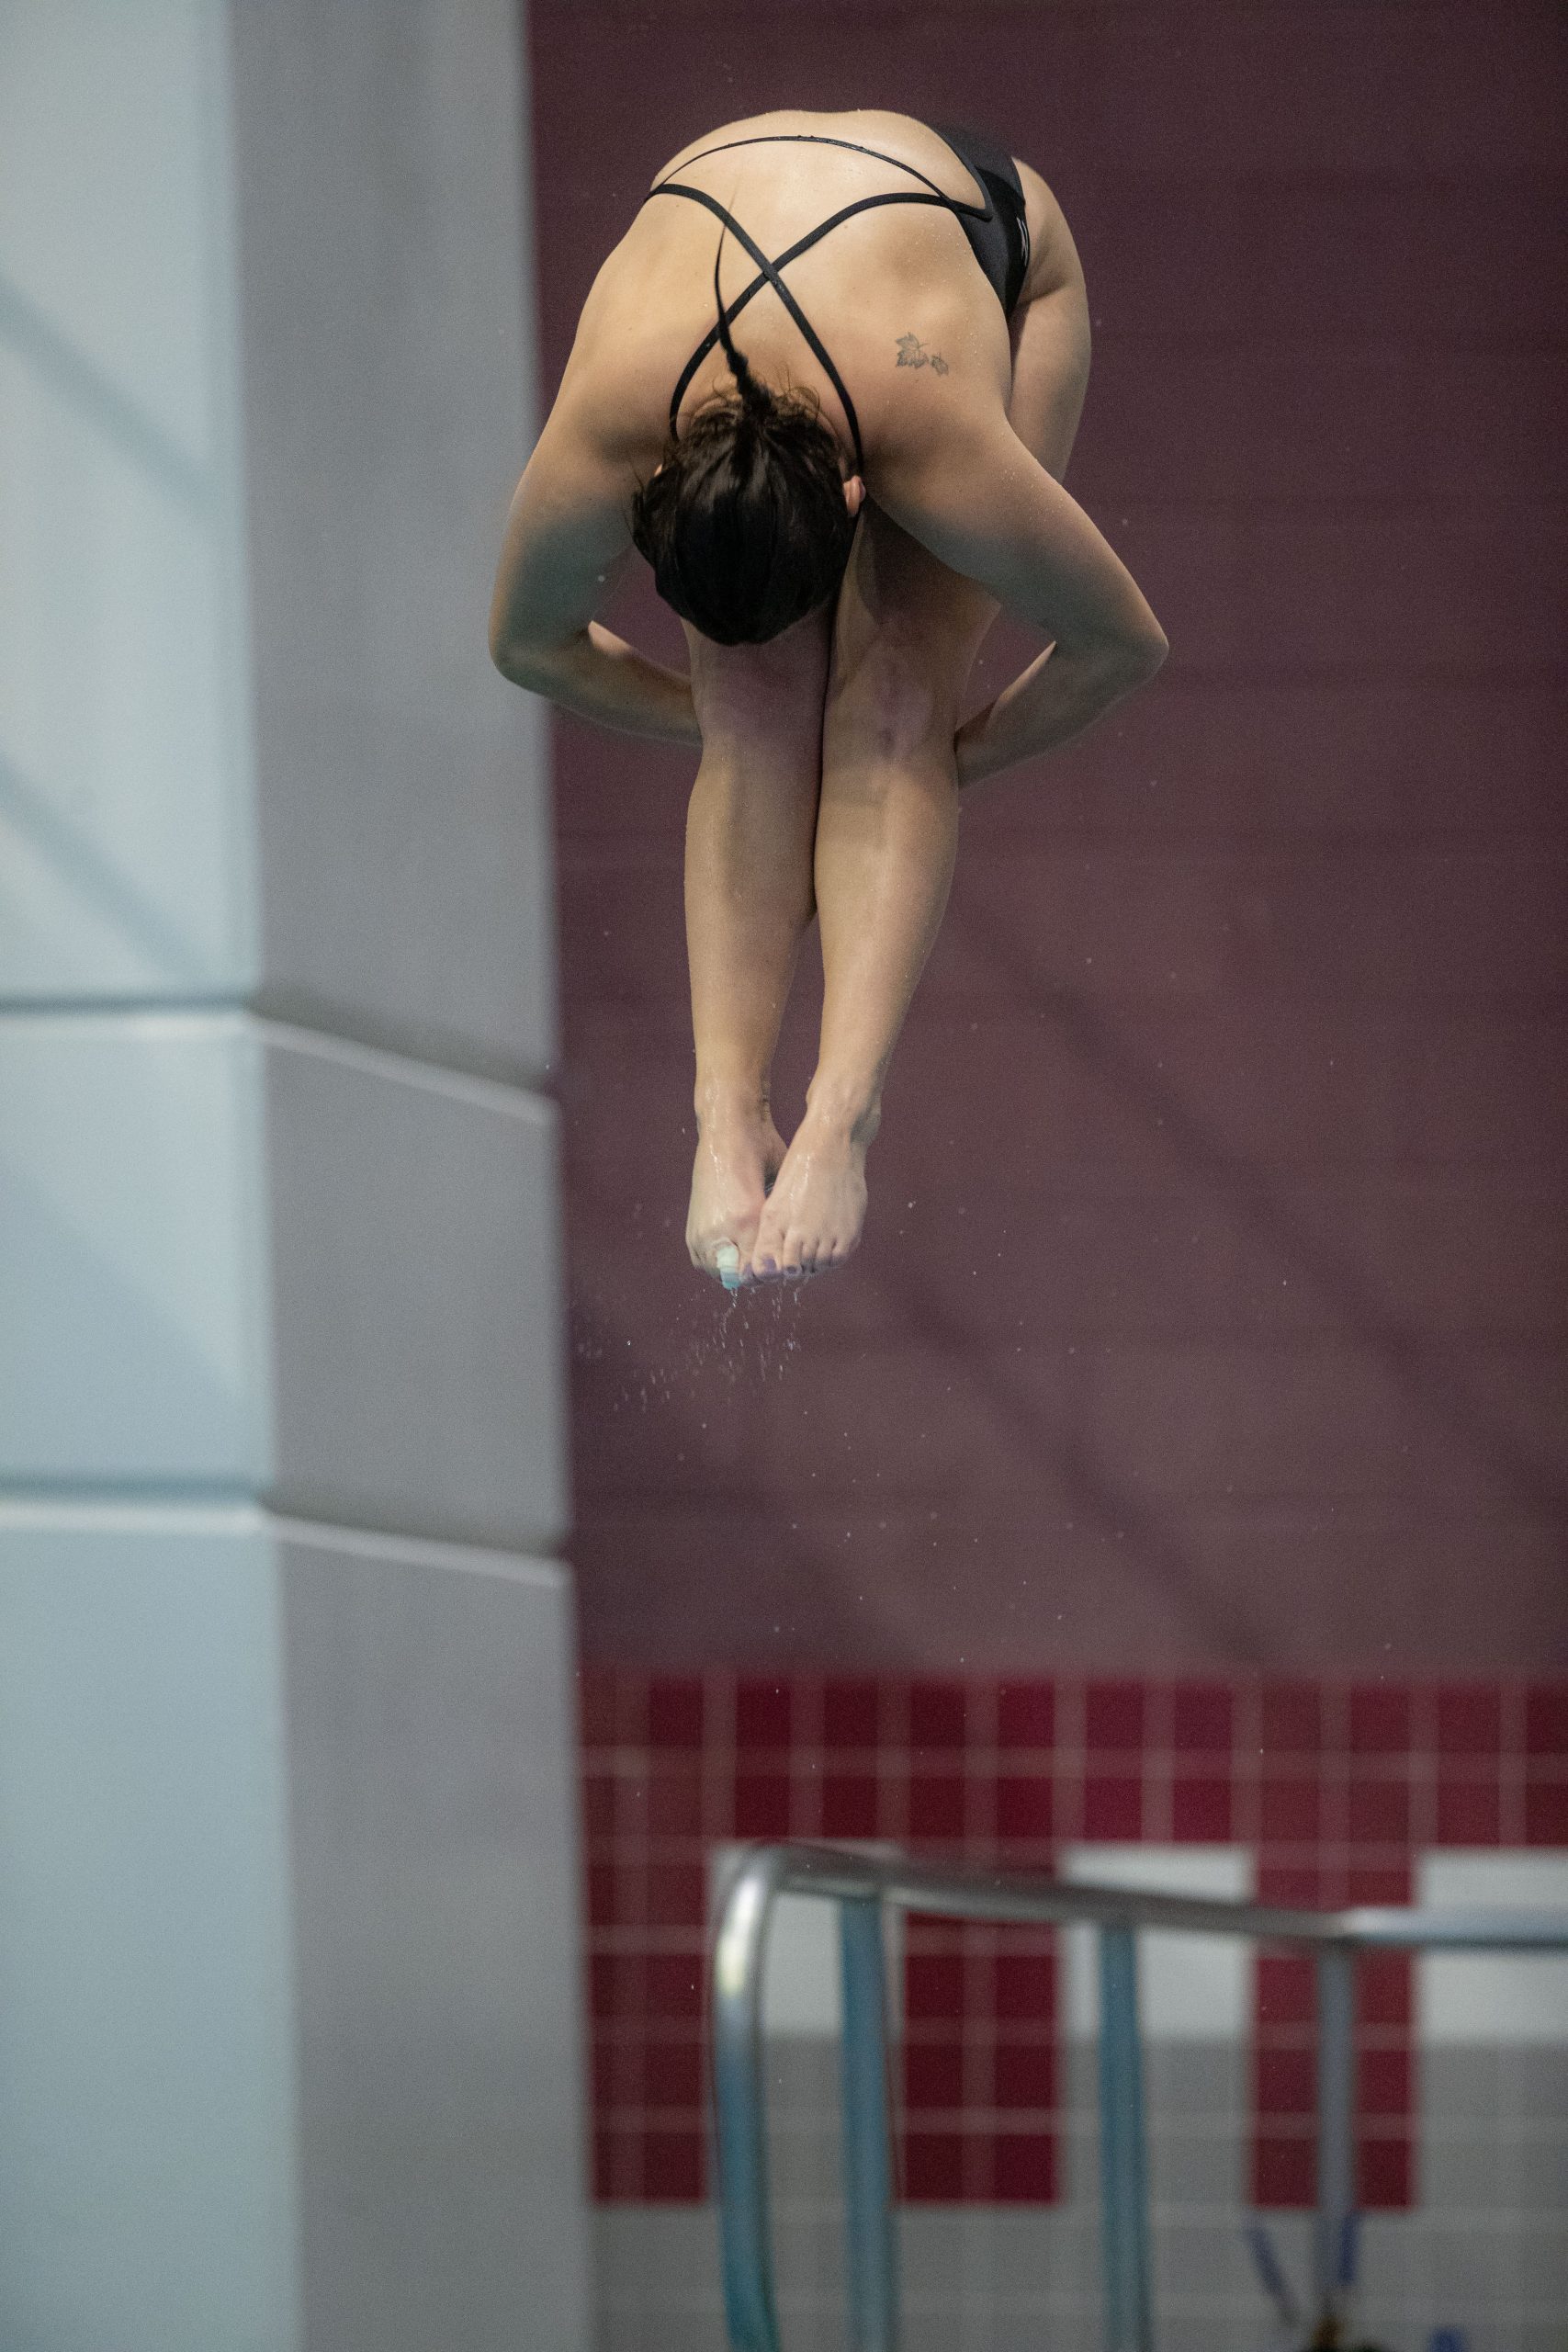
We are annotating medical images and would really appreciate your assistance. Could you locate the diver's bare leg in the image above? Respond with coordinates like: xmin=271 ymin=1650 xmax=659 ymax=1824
xmin=681 ymin=605 xmax=831 ymax=1280
xmin=750 ymin=253 xmax=1092 ymax=1281
xmin=747 ymin=526 xmax=992 ymax=1280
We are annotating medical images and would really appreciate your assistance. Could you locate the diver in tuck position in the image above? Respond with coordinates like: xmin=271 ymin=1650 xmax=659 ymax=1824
xmin=490 ymin=108 xmax=1168 ymax=1287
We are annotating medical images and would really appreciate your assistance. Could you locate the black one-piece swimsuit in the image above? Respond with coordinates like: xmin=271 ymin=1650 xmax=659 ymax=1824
xmin=646 ymin=120 xmax=1032 ymax=474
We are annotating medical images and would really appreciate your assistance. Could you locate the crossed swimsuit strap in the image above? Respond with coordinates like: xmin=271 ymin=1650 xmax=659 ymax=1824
xmin=646 ymin=133 xmax=997 ymax=476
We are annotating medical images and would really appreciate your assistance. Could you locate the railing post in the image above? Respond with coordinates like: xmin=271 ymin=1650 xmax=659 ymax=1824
xmin=1314 ymin=1941 xmax=1357 ymax=2323
xmin=713 ymin=1850 xmax=788 ymax=2352
xmin=839 ymin=1897 xmax=899 ymax=2351
xmin=1098 ymin=1924 xmax=1155 ymax=2352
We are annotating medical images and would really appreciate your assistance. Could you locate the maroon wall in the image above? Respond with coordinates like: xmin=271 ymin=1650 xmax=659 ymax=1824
xmin=528 ymin=2 xmax=1567 ymax=1676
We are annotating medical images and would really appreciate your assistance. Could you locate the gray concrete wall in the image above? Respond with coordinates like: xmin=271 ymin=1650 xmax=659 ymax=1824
xmin=0 ymin=5 xmax=586 ymax=2346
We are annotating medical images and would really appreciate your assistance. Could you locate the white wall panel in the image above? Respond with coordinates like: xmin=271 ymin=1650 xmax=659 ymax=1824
xmin=0 ymin=0 xmax=256 ymax=998
xmin=281 ymin=1526 xmax=587 ymax=2351
xmin=0 ymin=1508 xmax=300 ymax=2352
xmin=229 ymin=0 xmax=556 ymax=1080
xmin=1418 ymin=1851 xmax=1568 ymax=2044
xmin=0 ymin=2 xmax=584 ymax=2342
xmin=263 ymin=1024 xmax=568 ymax=1547
xmin=0 ymin=1012 xmax=270 ymax=1483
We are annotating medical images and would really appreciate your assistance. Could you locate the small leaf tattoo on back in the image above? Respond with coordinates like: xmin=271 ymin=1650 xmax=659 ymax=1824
xmin=895 ymin=332 xmax=950 ymax=376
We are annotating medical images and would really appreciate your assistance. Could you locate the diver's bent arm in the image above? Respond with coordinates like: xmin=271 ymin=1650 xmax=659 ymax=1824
xmin=495 ymin=623 xmax=702 ymax=749
xmin=953 ymin=636 xmax=1162 ymax=793
xmin=488 ymin=412 xmax=702 ymax=750
xmin=870 ymin=398 xmax=1168 ymax=788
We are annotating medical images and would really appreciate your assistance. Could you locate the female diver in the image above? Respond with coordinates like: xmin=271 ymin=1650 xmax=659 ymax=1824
xmin=489 ymin=108 xmax=1168 ymax=1287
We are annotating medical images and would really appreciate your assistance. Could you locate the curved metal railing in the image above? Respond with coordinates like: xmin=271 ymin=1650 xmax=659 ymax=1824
xmin=709 ymin=1840 xmax=1568 ymax=2352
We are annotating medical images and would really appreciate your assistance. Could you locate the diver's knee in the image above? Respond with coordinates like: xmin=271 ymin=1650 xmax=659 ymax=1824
xmin=824 ymin=632 xmax=953 ymax=765
xmin=685 ymin=607 xmax=832 ymax=758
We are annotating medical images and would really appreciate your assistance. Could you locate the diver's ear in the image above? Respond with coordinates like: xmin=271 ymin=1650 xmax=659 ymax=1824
xmin=844 ymin=473 xmax=866 ymax=515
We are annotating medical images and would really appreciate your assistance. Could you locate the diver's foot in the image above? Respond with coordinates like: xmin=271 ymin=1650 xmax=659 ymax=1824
xmin=687 ymin=1105 xmax=786 ymax=1286
xmin=748 ymin=1102 xmax=876 ymax=1281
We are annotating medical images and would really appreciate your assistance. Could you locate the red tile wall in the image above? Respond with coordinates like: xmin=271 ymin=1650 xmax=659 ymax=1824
xmin=531 ymin=3 xmax=1568 ymax=1683
xmin=580 ymin=1670 xmax=1568 ymax=2209
xmin=535 ymin=0 xmax=1568 ymax=2223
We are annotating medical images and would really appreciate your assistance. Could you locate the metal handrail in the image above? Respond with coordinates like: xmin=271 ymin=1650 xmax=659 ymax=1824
xmin=710 ymin=1839 xmax=1568 ymax=2352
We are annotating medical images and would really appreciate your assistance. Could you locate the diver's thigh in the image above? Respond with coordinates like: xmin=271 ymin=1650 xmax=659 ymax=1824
xmin=1006 ymin=276 xmax=1091 ymax=481
xmin=825 ymin=499 xmax=999 ymax=751
xmin=1007 ymin=159 xmax=1092 ymax=480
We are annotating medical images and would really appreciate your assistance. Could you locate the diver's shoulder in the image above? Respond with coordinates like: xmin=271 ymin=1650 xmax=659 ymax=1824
xmin=547 ymin=249 xmax=687 ymax=469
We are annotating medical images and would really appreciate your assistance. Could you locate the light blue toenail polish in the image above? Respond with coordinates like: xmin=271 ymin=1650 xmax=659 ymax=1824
xmin=715 ymin=1242 xmax=742 ymax=1292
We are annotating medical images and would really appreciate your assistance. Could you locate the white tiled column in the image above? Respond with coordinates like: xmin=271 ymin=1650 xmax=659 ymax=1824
xmin=0 ymin=6 xmax=587 ymax=2347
